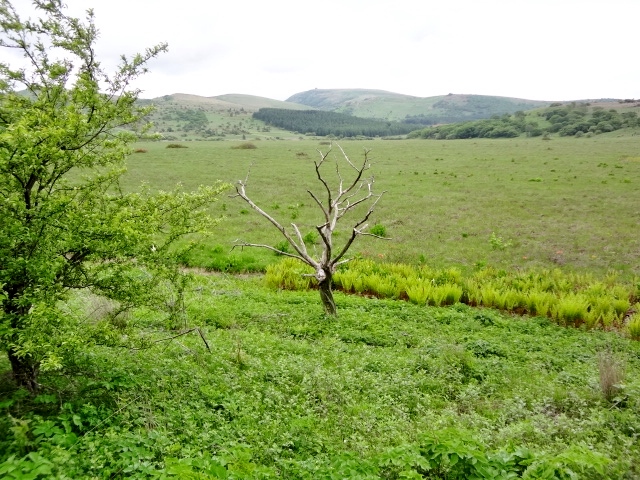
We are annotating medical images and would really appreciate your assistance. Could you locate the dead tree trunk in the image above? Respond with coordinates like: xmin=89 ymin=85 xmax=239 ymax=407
xmin=232 ymin=145 xmax=387 ymax=315
xmin=318 ymin=270 xmax=336 ymax=315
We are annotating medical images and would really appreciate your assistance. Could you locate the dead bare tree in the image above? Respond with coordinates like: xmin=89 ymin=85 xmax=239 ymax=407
xmin=232 ymin=145 xmax=386 ymax=315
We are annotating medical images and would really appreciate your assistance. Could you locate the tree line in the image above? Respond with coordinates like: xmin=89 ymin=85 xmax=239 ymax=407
xmin=408 ymin=104 xmax=639 ymax=140
xmin=253 ymin=108 xmax=416 ymax=137
xmin=541 ymin=103 xmax=638 ymax=136
xmin=407 ymin=112 xmax=540 ymax=139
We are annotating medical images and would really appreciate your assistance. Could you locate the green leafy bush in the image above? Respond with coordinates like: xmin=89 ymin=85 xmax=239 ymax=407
xmin=370 ymin=223 xmax=387 ymax=237
xmin=628 ymin=312 xmax=640 ymax=340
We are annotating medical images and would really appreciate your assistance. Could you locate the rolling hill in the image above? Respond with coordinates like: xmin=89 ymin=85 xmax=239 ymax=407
xmin=139 ymin=93 xmax=312 ymax=140
xmin=286 ymin=89 xmax=551 ymax=124
xmin=137 ymin=90 xmax=636 ymax=140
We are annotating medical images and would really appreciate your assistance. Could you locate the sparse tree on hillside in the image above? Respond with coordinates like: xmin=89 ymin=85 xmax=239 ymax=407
xmin=0 ymin=0 xmax=227 ymax=392
xmin=233 ymin=145 xmax=386 ymax=315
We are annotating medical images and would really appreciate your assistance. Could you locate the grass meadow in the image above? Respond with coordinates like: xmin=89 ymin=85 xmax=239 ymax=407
xmin=2 ymin=135 xmax=640 ymax=478
xmin=125 ymin=135 xmax=640 ymax=280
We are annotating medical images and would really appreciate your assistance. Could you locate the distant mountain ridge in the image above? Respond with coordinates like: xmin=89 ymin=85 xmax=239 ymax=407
xmin=140 ymin=93 xmax=309 ymax=112
xmin=138 ymin=90 xmax=634 ymax=140
xmin=286 ymin=89 xmax=551 ymax=124
xmin=142 ymin=89 xmax=552 ymax=125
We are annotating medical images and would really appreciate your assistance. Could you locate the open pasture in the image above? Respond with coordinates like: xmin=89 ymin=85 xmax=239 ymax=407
xmin=125 ymin=136 xmax=640 ymax=280
xmin=3 ymin=136 xmax=640 ymax=478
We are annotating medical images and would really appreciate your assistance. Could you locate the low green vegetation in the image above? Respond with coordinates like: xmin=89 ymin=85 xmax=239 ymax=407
xmin=266 ymin=259 xmax=640 ymax=335
xmin=4 ymin=2 xmax=639 ymax=479
xmin=3 ymin=133 xmax=640 ymax=477
xmin=1 ymin=273 xmax=639 ymax=478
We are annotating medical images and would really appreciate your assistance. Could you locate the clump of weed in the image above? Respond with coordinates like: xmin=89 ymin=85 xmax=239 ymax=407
xmin=166 ymin=143 xmax=187 ymax=148
xmin=274 ymin=240 xmax=291 ymax=256
xmin=552 ymin=294 xmax=589 ymax=327
xmin=489 ymin=232 xmax=512 ymax=250
xmin=627 ymin=312 xmax=640 ymax=340
xmin=370 ymin=223 xmax=387 ymax=237
xmin=473 ymin=312 xmax=496 ymax=326
xmin=598 ymin=349 xmax=624 ymax=402
xmin=303 ymin=230 xmax=318 ymax=245
xmin=231 ymin=142 xmax=257 ymax=150
xmin=265 ymin=258 xmax=314 ymax=290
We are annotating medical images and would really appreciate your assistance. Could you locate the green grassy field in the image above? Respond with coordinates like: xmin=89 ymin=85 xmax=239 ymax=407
xmin=123 ymin=135 xmax=640 ymax=280
xmin=2 ymin=134 xmax=640 ymax=479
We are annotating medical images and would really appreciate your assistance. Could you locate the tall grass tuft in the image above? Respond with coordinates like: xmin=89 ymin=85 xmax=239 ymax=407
xmin=627 ymin=312 xmax=640 ymax=340
xmin=231 ymin=142 xmax=257 ymax=150
xmin=406 ymin=283 xmax=431 ymax=305
xmin=598 ymin=350 xmax=625 ymax=402
xmin=265 ymin=258 xmax=314 ymax=290
xmin=428 ymin=284 xmax=463 ymax=306
xmin=552 ymin=294 xmax=589 ymax=327
xmin=525 ymin=290 xmax=554 ymax=317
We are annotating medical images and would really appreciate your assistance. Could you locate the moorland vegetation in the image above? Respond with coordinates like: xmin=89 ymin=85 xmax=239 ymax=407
xmin=1 ymin=1 xmax=640 ymax=478
xmin=408 ymin=103 xmax=640 ymax=140
xmin=286 ymin=89 xmax=549 ymax=124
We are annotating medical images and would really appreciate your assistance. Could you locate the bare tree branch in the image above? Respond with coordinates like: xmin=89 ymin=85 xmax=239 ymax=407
xmin=314 ymin=149 xmax=334 ymax=210
xmin=231 ymin=241 xmax=311 ymax=264
xmin=231 ymin=145 xmax=386 ymax=315
xmin=232 ymin=180 xmax=317 ymax=267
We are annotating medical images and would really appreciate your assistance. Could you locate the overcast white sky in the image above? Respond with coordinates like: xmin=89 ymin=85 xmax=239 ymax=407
xmin=8 ymin=0 xmax=640 ymax=101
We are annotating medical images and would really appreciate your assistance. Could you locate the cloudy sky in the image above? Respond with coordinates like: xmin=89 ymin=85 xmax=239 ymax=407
xmin=8 ymin=0 xmax=640 ymax=101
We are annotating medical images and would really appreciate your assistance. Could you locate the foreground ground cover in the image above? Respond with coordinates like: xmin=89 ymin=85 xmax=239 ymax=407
xmin=1 ymin=274 xmax=639 ymax=478
xmin=123 ymin=136 xmax=640 ymax=280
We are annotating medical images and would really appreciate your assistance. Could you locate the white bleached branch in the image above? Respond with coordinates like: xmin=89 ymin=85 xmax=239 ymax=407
xmin=231 ymin=145 xmax=386 ymax=315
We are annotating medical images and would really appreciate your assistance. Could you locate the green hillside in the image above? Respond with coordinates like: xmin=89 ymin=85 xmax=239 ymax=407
xmin=138 ymin=93 xmax=311 ymax=141
xmin=408 ymin=101 xmax=640 ymax=139
xmin=286 ymin=89 xmax=551 ymax=123
xmin=137 ymin=91 xmax=637 ymax=141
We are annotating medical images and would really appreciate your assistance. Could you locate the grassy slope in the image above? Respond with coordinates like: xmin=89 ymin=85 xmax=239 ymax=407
xmin=140 ymin=93 xmax=310 ymax=141
xmin=0 ymin=274 xmax=638 ymax=477
xmin=123 ymin=136 xmax=640 ymax=280
xmin=139 ymin=91 xmax=637 ymax=141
